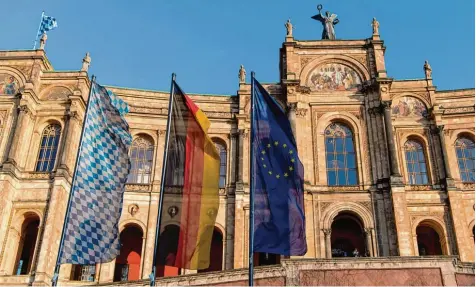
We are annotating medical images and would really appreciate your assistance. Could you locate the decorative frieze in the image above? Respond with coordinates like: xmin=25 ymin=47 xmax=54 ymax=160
xmin=443 ymin=106 xmax=475 ymax=115
xmin=125 ymin=184 xmax=151 ymax=192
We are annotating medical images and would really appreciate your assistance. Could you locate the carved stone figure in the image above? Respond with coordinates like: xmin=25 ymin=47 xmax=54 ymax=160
xmin=285 ymin=19 xmax=294 ymax=36
xmin=39 ymin=33 xmax=47 ymax=50
xmin=371 ymin=17 xmax=380 ymax=35
xmin=81 ymin=52 xmax=91 ymax=72
xmin=238 ymin=64 xmax=246 ymax=83
xmin=312 ymin=4 xmax=339 ymax=40
xmin=424 ymin=60 xmax=432 ymax=79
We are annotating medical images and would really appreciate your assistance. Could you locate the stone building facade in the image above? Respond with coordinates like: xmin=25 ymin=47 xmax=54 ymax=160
xmin=0 ymin=21 xmax=474 ymax=286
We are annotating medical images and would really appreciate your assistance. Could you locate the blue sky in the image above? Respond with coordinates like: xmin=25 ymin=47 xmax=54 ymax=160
xmin=1 ymin=0 xmax=474 ymax=95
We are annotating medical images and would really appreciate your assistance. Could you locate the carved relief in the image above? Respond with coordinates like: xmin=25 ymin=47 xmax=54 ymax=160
xmin=443 ymin=106 xmax=475 ymax=115
xmin=125 ymin=184 xmax=150 ymax=192
xmin=28 ymin=172 xmax=50 ymax=179
xmin=392 ymin=97 xmax=428 ymax=118
xmin=307 ymin=63 xmax=362 ymax=91
xmin=300 ymin=57 xmax=314 ymax=68
xmin=41 ymin=86 xmax=72 ymax=100
xmin=320 ymin=201 xmax=332 ymax=212
xmin=128 ymin=204 xmax=139 ymax=216
xmin=346 ymin=54 xmax=367 ymax=67
xmin=168 ymin=206 xmax=179 ymax=218
xmin=295 ymin=108 xmax=307 ymax=118
xmin=404 ymin=185 xmax=433 ymax=191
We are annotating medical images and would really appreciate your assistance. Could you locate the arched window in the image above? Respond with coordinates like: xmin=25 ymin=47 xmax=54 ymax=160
xmin=404 ymin=140 xmax=429 ymax=185
xmin=214 ymin=142 xmax=227 ymax=188
xmin=325 ymin=123 xmax=358 ymax=186
xmin=128 ymin=136 xmax=154 ymax=184
xmin=455 ymin=137 xmax=475 ymax=183
xmin=35 ymin=124 xmax=61 ymax=172
xmin=15 ymin=216 xmax=40 ymax=275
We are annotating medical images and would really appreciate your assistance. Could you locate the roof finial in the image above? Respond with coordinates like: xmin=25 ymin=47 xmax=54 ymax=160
xmin=39 ymin=33 xmax=47 ymax=50
xmin=81 ymin=52 xmax=91 ymax=72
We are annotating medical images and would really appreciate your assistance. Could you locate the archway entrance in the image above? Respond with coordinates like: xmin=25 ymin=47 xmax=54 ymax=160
xmin=416 ymin=224 xmax=443 ymax=255
xmin=331 ymin=213 xmax=366 ymax=257
xmin=114 ymin=225 xmax=143 ymax=281
xmin=156 ymin=225 xmax=180 ymax=277
xmin=198 ymin=227 xmax=223 ymax=273
xmin=15 ymin=216 xmax=40 ymax=275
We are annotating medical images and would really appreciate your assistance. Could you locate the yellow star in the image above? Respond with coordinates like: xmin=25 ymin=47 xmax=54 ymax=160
xmin=289 ymin=166 xmax=294 ymax=171
xmin=284 ymin=173 xmax=289 ymax=177
xmin=283 ymin=144 xmax=287 ymax=148
xmin=276 ymin=174 xmax=280 ymax=179
xmin=261 ymin=157 xmax=264 ymax=161
xmin=263 ymin=164 xmax=267 ymax=168
xmin=267 ymin=143 xmax=271 ymax=148
xmin=291 ymin=158 xmax=295 ymax=163
xmin=289 ymin=150 xmax=294 ymax=154
xmin=274 ymin=141 xmax=279 ymax=146
xmin=268 ymin=171 xmax=273 ymax=175
xmin=261 ymin=150 xmax=266 ymax=155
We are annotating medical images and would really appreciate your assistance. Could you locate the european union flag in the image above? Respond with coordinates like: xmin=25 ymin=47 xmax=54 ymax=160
xmin=251 ymin=79 xmax=307 ymax=256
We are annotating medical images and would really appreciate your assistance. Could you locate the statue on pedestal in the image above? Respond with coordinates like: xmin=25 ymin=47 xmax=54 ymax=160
xmin=311 ymin=4 xmax=339 ymax=40
xmin=424 ymin=60 xmax=432 ymax=79
xmin=238 ymin=65 xmax=246 ymax=83
xmin=372 ymin=17 xmax=380 ymax=35
xmin=285 ymin=19 xmax=294 ymax=36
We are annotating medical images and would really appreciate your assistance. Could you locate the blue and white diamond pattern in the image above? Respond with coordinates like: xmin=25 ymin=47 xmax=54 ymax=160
xmin=38 ymin=15 xmax=58 ymax=37
xmin=59 ymin=82 xmax=132 ymax=264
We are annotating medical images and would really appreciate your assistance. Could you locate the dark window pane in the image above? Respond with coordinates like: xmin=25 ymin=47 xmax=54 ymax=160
xmin=328 ymin=171 xmax=336 ymax=186
xmin=347 ymin=155 xmax=356 ymax=168
xmin=326 ymin=139 xmax=334 ymax=152
xmin=421 ymin=174 xmax=428 ymax=184
xmin=347 ymin=170 xmax=358 ymax=185
xmin=419 ymin=163 xmax=427 ymax=172
xmin=335 ymin=138 xmax=344 ymax=152
xmin=336 ymin=154 xmax=345 ymax=168
xmin=418 ymin=151 xmax=425 ymax=161
xmin=345 ymin=138 xmax=354 ymax=152
xmin=337 ymin=170 xmax=346 ymax=185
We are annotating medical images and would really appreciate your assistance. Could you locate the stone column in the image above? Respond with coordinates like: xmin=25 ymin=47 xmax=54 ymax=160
xmin=58 ymin=111 xmax=78 ymax=170
xmin=381 ymin=101 xmax=400 ymax=176
xmin=368 ymin=108 xmax=383 ymax=181
xmin=236 ymin=129 xmax=245 ymax=187
xmin=437 ymin=125 xmax=453 ymax=180
xmin=374 ymin=106 xmax=389 ymax=179
xmin=6 ymin=105 xmax=30 ymax=165
xmin=323 ymin=229 xmax=332 ymax=259
xmin=287 ymin=102 xmax=297 ymax=137
xmin=364 ymin=228 xmax=373 ymax=256
xmin=139 ymin=235 xmax=146 ymax=278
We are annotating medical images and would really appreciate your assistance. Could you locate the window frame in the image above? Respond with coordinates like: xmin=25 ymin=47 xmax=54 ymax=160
xmin=403 ymin=139 xmax=430 ymax=185
xmin=324 ymin=122 xmax=358 ymax=186
xmin=128 ymin=136 xmax=155 ymax=184
xmin=35 ymin=124 xmax=62 ymax=172
xmin=455 ymin=137 xmax=475 ymax=183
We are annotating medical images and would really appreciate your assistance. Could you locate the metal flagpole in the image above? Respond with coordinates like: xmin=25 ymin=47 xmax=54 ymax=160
xmin=33 ymin=11 xmax=45 ymax=50
xmin=51 ymin=75 xmax=96 ymax=287
xmin=149 ymin=73 xmax=176 ymax=287
xmin=248 ymin=71 xmax=256 ymax=287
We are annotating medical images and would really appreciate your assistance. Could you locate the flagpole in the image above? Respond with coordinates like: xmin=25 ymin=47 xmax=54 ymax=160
xmin=248 ymin=71 xmax=256 ymax=287
xmin=33 ymin=11 xmax=45 ymax=50
xmin=51 ymin=75 xmax=96 ymax=287
xmin=149 ymin=73 xmax=176 ymax=287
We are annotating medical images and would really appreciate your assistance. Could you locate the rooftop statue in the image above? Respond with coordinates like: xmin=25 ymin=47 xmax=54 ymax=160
xmin=311 ymin=4 xmax=339 ymax=40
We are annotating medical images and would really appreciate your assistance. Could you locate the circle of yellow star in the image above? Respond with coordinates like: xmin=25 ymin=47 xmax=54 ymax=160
xmin=263 ymin=164 xmax=267 ymax=168
xmin=274 ymin=141 xmax=279 ymax=146
xmin=289 ymin=166 xmax=294 ymax=171
xmin=291 ymin=158 xmax=295 ymax=163
xmin=284 ymin=173 xmax=289 ymax=177
xmin=276 ymin=174 xmax=280 ymax=179
xmin=268 ymin=171 xmax=273 ymax=175
xmin=289 ymin=150 xmax=293 ymax=154
xmin=261 ymin=150 xmax=266 ymax=155
xmin=267 ymin=143 xmax=271 ymax=148
xmin=283 ymin=144 xmax=287 ymax=148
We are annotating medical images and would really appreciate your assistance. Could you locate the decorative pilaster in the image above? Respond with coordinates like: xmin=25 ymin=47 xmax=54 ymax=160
xmin=437 ymin=125 xmax=454 ymax=185
xmin=323 ymin=229 xmax=332 ymax=259
xmin=381 ymin=101 xmax=400 ymax=176
xmin=287 ymin=102 xmax=297 ymax=137
xmin=364 ymin=228 xmax=374 ymax=256
xmin=5 ymin=105 xmax=31 ymax=166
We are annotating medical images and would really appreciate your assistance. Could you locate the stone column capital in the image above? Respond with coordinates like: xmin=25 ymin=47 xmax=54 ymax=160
xmin=322 ymin=228 xmax=332 ymax=236
xmin=381 ymin=100 xmax=392 ymax=110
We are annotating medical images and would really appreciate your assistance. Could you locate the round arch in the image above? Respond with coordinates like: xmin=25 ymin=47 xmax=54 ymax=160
xmin=300 ymin=55 xmax=370 ymax=85
xmin=131 ymin=132 xmax=156 ymax=145
xmin=391 ymin=93 xmax=432 ymax=110
xmin=400 ymin=135 xmax=434 ymax=185
xmin=0 ymin=67 xmax=28 ymax=92
xmin=413 ymin=217 xmax=450 ymax=255
xmin=119 ymin=219 xmax=146 ymax=235
xmin=450 ymin=130 xmax=475 ymax=144
xmin=322 ymin=202 xmax=374 ymax=230
xmin=39 ymin=85 xmax=73 ymax=101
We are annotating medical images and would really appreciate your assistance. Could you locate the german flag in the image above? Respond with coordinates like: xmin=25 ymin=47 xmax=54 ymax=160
xmin=157 ymin=81 xmax=220 ymax=271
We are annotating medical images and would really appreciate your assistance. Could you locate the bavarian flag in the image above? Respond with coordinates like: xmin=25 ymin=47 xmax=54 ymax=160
xmin=158 ymin=80 xmax=220 ymax=271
